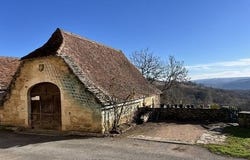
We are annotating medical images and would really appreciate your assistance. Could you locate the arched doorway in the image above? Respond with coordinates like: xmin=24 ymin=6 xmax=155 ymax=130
xmin=29 ymin=82 xmax=61 ymax=130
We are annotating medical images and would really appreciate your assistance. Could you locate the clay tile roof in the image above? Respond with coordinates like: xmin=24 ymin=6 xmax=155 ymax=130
xmin=0 ymin=57 xmax=20 ymax=90
xmin=22 ymin=28 xmax=161 ymax=104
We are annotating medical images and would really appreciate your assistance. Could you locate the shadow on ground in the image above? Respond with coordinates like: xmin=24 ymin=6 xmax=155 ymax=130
xmin=223 ymin=126 xmax=250 ymax=138
xmin=0 ymin=130 xmax=94 ymax=149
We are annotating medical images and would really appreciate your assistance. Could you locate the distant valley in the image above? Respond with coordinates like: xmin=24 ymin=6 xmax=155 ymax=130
xmin=194 ymin=77 xmax=250 ymax=90
xmin=155 ymin=77 xmax=250 ymax=111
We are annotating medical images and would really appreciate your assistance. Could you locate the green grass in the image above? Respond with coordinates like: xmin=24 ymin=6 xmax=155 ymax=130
xmin=206 ymin=126 xmax=250 ymax=159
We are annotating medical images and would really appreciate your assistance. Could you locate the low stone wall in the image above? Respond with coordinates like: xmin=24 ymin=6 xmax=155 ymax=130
xmin=136 ymin=107 xmax=237 ymax=123
xmin=238 ymin=111 xmax=250 ymax=127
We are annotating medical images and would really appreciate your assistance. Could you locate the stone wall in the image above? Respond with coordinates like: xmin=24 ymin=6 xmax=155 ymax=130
xmin=239 ymin=112 xmax=250 ymax=127
xmin=102 ymin=99 xmax=141 ymax=132
xmin=137 ymin=108 xmax=234 ymax=123
xmin=101 ymin=95 xmax=160 ymax=133
xmin=0 ymin=56 xmax=103 ymax=133
xmin=144 ymin=95 xmax=160 ymax=108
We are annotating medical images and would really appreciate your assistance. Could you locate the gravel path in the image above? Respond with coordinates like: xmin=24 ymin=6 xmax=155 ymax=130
xmin=124 ymin=122 xmax=207 ymax=144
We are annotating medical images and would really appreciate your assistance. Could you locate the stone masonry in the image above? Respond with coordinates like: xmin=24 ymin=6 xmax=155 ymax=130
xmin=0 ymin=56 xmax=103 ymax=133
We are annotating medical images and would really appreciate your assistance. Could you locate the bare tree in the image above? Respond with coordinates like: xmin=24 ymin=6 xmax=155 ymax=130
xmin=161 ymin=55 xmax=189 ymax=92
xmin=130 ymin=49 xmax=189 ymax=91
xmin=107 ymin=72 xmax=135 ymax=133
xmin=108 ymin=93 xmax=134 ymax=133
xmin=130 ymin=48 xmax=163 ymax=83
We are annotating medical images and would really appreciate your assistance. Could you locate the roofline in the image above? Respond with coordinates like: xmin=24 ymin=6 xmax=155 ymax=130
xmin=59 ymin=28 xmax=124 ymax=54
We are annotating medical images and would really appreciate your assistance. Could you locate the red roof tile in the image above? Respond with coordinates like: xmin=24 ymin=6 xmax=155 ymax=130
xmin=0 ymin=57 xmax=20 ymax=90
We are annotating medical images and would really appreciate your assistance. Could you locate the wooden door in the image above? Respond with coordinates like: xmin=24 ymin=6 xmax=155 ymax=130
xmin=30 ymin=83 xmax=61 ymax=130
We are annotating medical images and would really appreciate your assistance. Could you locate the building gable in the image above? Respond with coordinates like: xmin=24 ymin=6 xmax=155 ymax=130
xmin=21 ymin=28 xmax=161 ymax=104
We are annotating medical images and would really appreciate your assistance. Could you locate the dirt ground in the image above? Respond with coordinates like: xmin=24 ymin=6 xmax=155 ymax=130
xmin=124 ymin=122 xmax=208 ymax=143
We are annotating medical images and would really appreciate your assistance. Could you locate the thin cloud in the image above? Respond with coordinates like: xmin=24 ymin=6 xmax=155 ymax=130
xmin=191 ymin=69 xmax=250 ymax=80
xmin=187 ymin=58 xmax=250 ymax=80
xmin=187 ymin=58 xmax=250 ymax=70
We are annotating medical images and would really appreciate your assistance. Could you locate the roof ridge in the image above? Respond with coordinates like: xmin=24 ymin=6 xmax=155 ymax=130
xmin=59 ymin=28 xmax=123 ymax=54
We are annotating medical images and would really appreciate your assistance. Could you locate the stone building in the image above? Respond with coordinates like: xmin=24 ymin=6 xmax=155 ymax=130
xmin=0 ymin=28 xmax=160 ymax=133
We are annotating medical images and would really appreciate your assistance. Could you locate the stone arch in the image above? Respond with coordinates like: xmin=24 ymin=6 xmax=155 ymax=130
xmin=29 ymin=82 xmax=61 ymax=130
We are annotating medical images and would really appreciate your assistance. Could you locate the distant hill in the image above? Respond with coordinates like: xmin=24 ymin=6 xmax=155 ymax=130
xmin=154 ymin=81 xmax=250 ymax=111
xmin=194 ymin=77 xmax=250 ymax=90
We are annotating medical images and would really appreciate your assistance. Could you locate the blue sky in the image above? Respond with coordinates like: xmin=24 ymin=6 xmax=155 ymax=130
xmin=0 ymin=0 xmax=250 ymax=80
